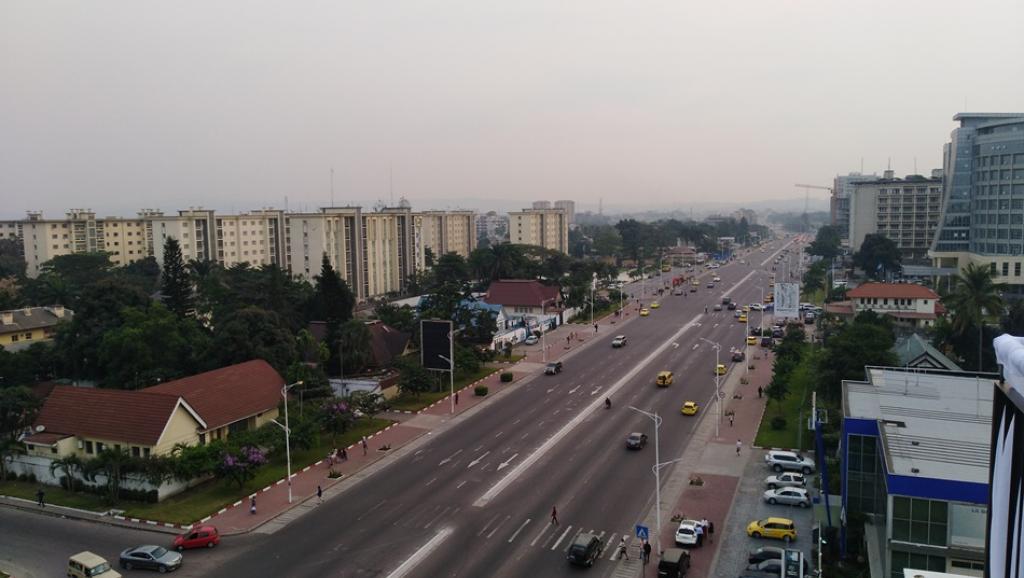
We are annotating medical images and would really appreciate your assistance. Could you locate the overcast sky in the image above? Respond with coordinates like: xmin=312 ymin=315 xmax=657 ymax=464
xmin=2 ymin=0 xmax=1022 ymax=219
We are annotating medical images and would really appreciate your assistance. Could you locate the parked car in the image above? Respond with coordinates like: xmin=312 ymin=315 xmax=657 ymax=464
xmin=612 ymin=335 xmax=628 ymax=348
xmin=764 ymin=450 xmax=815 ymax=474
xmin=765 ymin=472 xmax=806 ymax=489
xmin=745 ymin=517 xmax=797 ymax=542
xmin=119 ymin=545 xmax=183 ymax=573
xmin=524 ymin=335 xmax=539 ymax=345
xmin=566 ymin=532 xmax=603 ymax=567
xmin=713 ymin=276 xmax=721 ymax=282
xmin=731 ymin=350 xmax=745 ymax=362
xmin=715 ymin=364 xmax=727 ymax=376
xmin=657 ymin=548 xmax=691 ymax=578
xmin=173 ymin=525 xmax=220 ymax=550
xmin=626 ymin=432 xmax=649 ymax=450
xmin=674 ymin=519 xmax=700 ymax=546
xmin=722 ymin=296 xmax=732 ymax=304
xmin=674 ymin=288 xmax=684 ymax=296
xmin=749 ymin=303 xmax=762 ymax=311
xmin=747 ymin=546 xmax=785 ymax=565
xmin=763 ymin=487 xmax=810 ymax=507
xmin=760 ymin=336 xmax=774 ymax=348
xmin=545 ymin=361 xmax=563 ymax=375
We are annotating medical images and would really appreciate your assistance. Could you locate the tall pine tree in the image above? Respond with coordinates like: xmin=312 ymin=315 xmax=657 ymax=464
xmin=314 ymin=254 xmax=355 ymax=325
xmin=161 ymin=237 xmax=193 ymax=317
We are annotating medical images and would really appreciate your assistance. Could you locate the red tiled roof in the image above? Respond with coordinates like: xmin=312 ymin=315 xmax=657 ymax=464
xmin=847 ymin=283 xmax=939 ymax=300
xmin=366 ymin=321 xmax=410 ymax=368
xmin=825 ymin=302 xmax=855 ymax=315
xmin=888 ymin=311 xmax=938 ymax=320
xmin=22 ymin=432 xmax=71 ymax=446
xmin=32 ymin=386 xmax=189 ymax=446
xmin=484 ymin=280 xmax=561 ymax=308
xmin=146 ymin=360 xmax=284 ymax=431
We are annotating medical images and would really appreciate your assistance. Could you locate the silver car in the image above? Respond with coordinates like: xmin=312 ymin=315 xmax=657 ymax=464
xmin=764 ymin=450 xmax=815 ymax=474
xmin=763 ymin=487 xmax=810 ymax=508
xmin=764 ymin=472 xmax=806 ymax=489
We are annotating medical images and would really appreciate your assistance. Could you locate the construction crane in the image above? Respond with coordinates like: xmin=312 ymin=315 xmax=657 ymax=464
xmin=794 ymin=183 xmax=832 ymax=234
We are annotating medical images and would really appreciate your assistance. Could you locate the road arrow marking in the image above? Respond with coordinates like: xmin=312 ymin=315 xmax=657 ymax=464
xmin=438 ymin=449 xmax=462 ymax=466
xmin=497 ymin=453 xmax=518 ymax=471
xmin=672 ymin=342 xmax=679 ymax=349
xmin=568 ymin=385 xmax=581 ymax=394
xmin=692 ymin=343 xmax=700 ymax=350
xmin=591 ymin=387 xmax=601 ymax=395
xmin=468 ymin=451 xmax=490 ymax=468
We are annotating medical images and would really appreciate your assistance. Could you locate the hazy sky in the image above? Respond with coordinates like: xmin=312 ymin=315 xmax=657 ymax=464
xmin=3 ymin=0 xmax=1023 ymax=219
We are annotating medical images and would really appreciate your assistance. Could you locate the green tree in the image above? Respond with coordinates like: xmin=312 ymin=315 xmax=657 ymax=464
xmin=49 ymin=455 xmax=84 ymax=490
xmin=335 ymin=319 xmax=372 ymax=376
xmin=160 ymin=237 xmax=193 ymax=317
xmin=209 ymin=306 xmax=299 ymax=372
xmin=349 ymin=391 xmax=387 ymax=420
xmin=853 ymin=234 xmax=901 ymax=280
xmin=807 ymin=226 xmax=842 ymax=260
xmin=1002 ymin=299 xmax=1024 ymax=336
xmin=433 ymin=253 xmax=469 ymax=286
xmin=817 ymin=316 xmax=897 ymax=403
xmin=802 ymin=261 xmax=828 ymax=295
xmin=374 ymin=303 xmax=416 ymax=333
xmin=82 ymin=447 xmax=137 ymax=504
xmin=944 ymin=263 xmax=1006 ymax=371
xmin=312 ymin=254 xmax=355 ymax=325
xmin=0 ymin=238 xmax=26 ymax=278
xmin=395 ymin=358 xmax=433 ymax=397
xmin=424 ymin=247 xmax=436 ymax=268
xmin=590 ymin=225 xmax=623 ymax=258
xmin=0 ymin=437 xmax=23 ymax=481
xmin=0 ymin=386 xmax=39 ymax=440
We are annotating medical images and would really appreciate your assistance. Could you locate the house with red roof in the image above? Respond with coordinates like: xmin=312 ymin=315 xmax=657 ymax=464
xmin=824 ymin=282 xmax=944 ymax=328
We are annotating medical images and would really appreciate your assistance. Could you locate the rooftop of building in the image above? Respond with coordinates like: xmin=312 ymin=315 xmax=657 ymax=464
xmin=844 ymin=366 xmax=995 ymax=484
xmin=0 ymin=306 xmax=73 ymax=333
xmin=894 ymin=334 xmax=962 ymax=372
xmin=847 ymin=283 xmax=939 ymax=300
xmin=953 ymin=112 xmax=1024 ymax=121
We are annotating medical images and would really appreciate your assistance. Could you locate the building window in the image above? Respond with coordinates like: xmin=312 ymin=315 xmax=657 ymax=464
xmin=891 ymin=496 xmax=948 ymax=546
xmin=1016 ymin=263 xmax=1022 ymax=277
xmin=131 ymin=447 xmax=141 ymax=457
xmin=85 ymin=440 xmax=93 ymax=454
xmin=890 ymin=551 xmax=946 ymax=578
xmin=143 ymin=448 xmax=150 ymax=458
xmin=1003 ymin=263 xmax=1010 ymax=277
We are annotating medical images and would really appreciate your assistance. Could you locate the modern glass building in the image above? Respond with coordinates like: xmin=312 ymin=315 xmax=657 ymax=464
xmin=842 ymin=367 xmax=994 ymax=578
xmin=930 ymin=113 xmax=1024 ymax=295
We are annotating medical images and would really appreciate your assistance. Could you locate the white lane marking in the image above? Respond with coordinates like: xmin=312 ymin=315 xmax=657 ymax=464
xmin=478 ymin=514 xmax=501 ymax=536
xmin=564 ymin=528 xmax=583 ymax=552
xmin=601 ymin=533 xmax=617 ymax=558
xmin=473 ymin=445 xmax=484 ymax=452
xmin=357 ymin=499 xmax=387 ymax=521
xmin=552 ymin=409 xmax=561 ymax=416
xmin=423 ymin=506 xmax=450 ymax=528
xmin=546 ymin=387 xmax=555 ymax=394
xmin=530 ymin=523 xmax=553 ymax=546
xmin=551 ymin=525 xmax=573 ymax=550
xmin=414 ymin=449 xmax=424 ymax=456
xmin=692 ymin=343 xmax=699 ymax=350
xmin=512 ymin=419 xmax=521 ymax=426
xmin=475 ymin=269 xmax=759 ymax=508
xmin=590 ymin=387 xmax=601 ymax=395
xmin=385 ymin=527 xmax=453 ymax=578
xmin=568 ymin=385 xmax=581 ymax=394
xmin=424 ymin=477 xmax=436 ymax=487
xmin=509 ymin=518 xmax=532 ymax=543
xmin=493 ymin=431 xmax=504 ymax=439
xmin=672 ymin=342 xmax=679 ymax=349
xmin=520 ymin=433 xmax=529 ymax=440
xmin=456 ymin=480 xmax=467 ymax=489
xmin=438 ymin=449 xmax=462 ymax=466
xmin=497 ymin=453 xmax=519 ymax=471
xmin=468 ymin=451 xmax=490 ymax=468
xmin=487 ymin=515 xmax=511 ymax=538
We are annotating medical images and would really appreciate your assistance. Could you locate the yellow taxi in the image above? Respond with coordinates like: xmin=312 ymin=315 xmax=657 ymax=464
xmin=662 ymin=264 xmax=671 ymax=272
xmin=746 ymin=517 xmax=797 ymax=542
xmin=680 ymin=401 xmax=699 ymax=415
xmin=747 ymin=335 xmax=758 ymax=346
xmin=764 ymin=294 xmax=774 ymax=304
xmin=650 ymin=302 xmax=660 ymax=309
xmin=742 ymin=305 xmax=750 ymax=313
xmin=715 ymin=363 xmax=727 ymax=376
xmin=691 ymin=278 xmax=700 ymax=286
xmin=656 ymin=371 xmax=674 ymax=387
xmin=738 ymin=314 xmax=748 ymax=323
xmin=640 ymin=308 xmax=650 ymax=317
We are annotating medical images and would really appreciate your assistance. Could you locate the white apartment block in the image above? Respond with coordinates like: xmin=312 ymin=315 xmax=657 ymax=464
xmin=20 ymin=210 xmax=156 ymax=276
xmin=553 ymin=200 xmax=575 ymax=225
xmin=849 ymin=170 xmax=943 ymax=264
xmin=412 ymin=210 xmax=476 ymax=270
xmin=508 ymin=208 xmax=569 ymax=253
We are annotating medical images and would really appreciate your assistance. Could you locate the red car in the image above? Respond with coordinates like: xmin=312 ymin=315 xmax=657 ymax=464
xmin=173 ymin=525 xmax=220 ymax=550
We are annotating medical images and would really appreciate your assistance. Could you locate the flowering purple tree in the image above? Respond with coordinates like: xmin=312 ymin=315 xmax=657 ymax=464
xmin=320 ymin=400 xmax=356 ymax=443
xmin=217 ymin=446 xmax=268 ymax=489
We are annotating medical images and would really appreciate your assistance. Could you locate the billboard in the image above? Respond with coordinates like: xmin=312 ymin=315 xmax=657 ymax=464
xmin=774 ymin=282 xmax=800 ymax=319
xmin=420 ymin=319 xmax=453 ymax=371
xmin=990 ymin=335 xmax=1024 ymax=578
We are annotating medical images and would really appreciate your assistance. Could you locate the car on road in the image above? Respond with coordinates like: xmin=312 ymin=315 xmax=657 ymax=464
xmin=738 ymin=314 xmax=748 ymax=323
xmin=651 ymin=301 xmax=661 ymax=309
xmin=640 ymin=308 xmax=650 ymax=317
xmin=765 ymin=450 xmax=815 ymax=474
xmin=68 ymin=552 xmax=122 ymax=578
xmin=731 ymin=350 xmax=745 ymax=362
xmin=119 ymin=545 xmax=182 ymax=573
xmin=763 ymin=487 xmax=810 ymax=508
xmin=545 ymin=361 xmax=563 ymax=375
xmin=612 ymin=335 xmax=628 ymax=348
xmin=747 ymin=335 xmax=758 ymax=346
xmin=689 ymin=286 xmax=698 ymax=293
xmin=567 ymin=532 xmax=603 ymax=567
xmin=626 ymin=432 xmax=649 ymax=449
xmin=656 ymin=371 xmax=674 ymax=386
xmin=713 ymin=303 xmax=723 ymax=311
xmin=749 ymin=303 xmax=762 ymax=311
xmin=715 ymin=363 xmax=727 ymax=375
xmin=713 ymin=276 xmax=721 ymax=282
xmin=706 ymin=282 xmax=715 ymax=288
xmin=722 ymin=296 xmax=732 ymax=304
xmin=765 ymin=472 xmax=806 ymax=489
xmin=674 ymin=288 xmax=684 ymax=296
xmin=524 ymin=335 xmax=539 ymax=345
xmin=734 ymin=309 xmax=742 ymax=318
xmin=674 ymin=519 xmax=700 ymax=546
xmin=658 ymin=548 xmax=691 ymax=578
xmin=173 ymin=525 xmax=220 ymax=551
xmin=727 ymin=301 xmax=737 ymax=310
xmin=746 ymin=517 xmax=797 ymax=543
xmin=680 ymin=401 xmax=699 ymax=415
xmin=747 ymin=546 xmax=786 ymax=565
xmin=760 ymin=336 xmax=773 ymax=348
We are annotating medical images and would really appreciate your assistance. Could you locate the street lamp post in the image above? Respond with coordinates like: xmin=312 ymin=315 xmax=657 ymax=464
xmin=629 ymin=406 xmax=663 ymax=553
xmin=438 ymin=354 xmax=456 ymax=414
xmin=699 ymin=338 xmax=722 ymax=438
xmin=590 ymin=272 xmax=596 ymax=328
xmin=271 ymin=380 xmax=303 ymax=504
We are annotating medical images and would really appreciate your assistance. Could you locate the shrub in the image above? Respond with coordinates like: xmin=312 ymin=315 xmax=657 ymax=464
xmin=770 ymin=416 xmax=787 ymax=430
xmin=500 ymin=372 xmax=513 ymax=383
xmin=474 ymin=386 xmax=489 ymax=396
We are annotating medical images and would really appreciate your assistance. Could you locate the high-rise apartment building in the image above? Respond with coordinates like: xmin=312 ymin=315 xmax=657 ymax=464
xmin=475 ymin=211 xmax=508 ymax=244
xmin=508 ymin=208 xmax=569 ymax=253
xmin=832 ymin=172 xmax=880 ymax=244
xmin=930 ymin=113 xmax=1024 ymax=294
xmin=21 ymin=210 xmax=156 ymax=276
xmin=553 ymin=200 xmax=575 ymax=226
xmin=848 ymin=170 xmax=943 ymax=264
xmin=412 ymin=210 xmax=476 ymax=270
xmin=531 ymin=200 xmax=552 ymax=210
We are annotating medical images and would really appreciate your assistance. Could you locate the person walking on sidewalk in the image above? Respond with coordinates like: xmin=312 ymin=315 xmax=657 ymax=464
xmin=736 ymin=439 xmax=742 ymax=455
xmin=593 ymin=323 xmax=598 ymax=333
xmin=757 ymin=386 xmax=763 ymax=398
xmin=642 ymin=540 xmax=652 ymax=563
xmin=551 ymin=506 xmax=559 ymax=525
xmin=455 ymin=391 xmax=459 ymax=405
xmin=317 ymin=485 xmax=323 ymax=504
xmin=729 ymin=414 xmax=734 ymax=427
xmin=362 ymin=436 xmax=368 ymax=456
xmin=617 ymin=537 xmax=629 ymax=560
xmin=36 ymin=487 xmax=45 ymax=507
xmin=250 ymin=496 xmax=257 ymax=515
xmin=340 ymin=448 xmax=347 ymax=461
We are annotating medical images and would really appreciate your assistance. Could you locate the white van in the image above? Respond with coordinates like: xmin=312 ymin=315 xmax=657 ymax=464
xmin=67 ymin=551 xmax=122 ymax=578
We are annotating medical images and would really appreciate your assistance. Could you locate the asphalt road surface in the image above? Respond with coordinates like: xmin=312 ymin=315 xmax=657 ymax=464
xmin=1 ymin=239 xmax=796 ymax=578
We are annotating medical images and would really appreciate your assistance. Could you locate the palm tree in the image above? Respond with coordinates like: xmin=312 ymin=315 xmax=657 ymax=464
xmin=49 ymin=455 xmax=84 ymax=490
xmin=944 ymin=263 xmax=1006 ymax=370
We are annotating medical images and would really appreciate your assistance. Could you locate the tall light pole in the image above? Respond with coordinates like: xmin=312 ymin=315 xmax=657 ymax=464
xmin=629 ymin=406 xmax=663 ymax=554
xmin=700 ymin=338 xmax=722 ymax=438
xmin=438 ymin=354 xmax=455 ymax=414
xmin=271 ymin=380 xmax=303 ymax=504
xmin=590 ymin=272 xmax=596 ymax=328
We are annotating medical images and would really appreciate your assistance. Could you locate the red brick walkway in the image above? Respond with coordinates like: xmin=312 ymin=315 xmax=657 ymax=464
xmin=658 ymin=473 xmax=739 ymax=574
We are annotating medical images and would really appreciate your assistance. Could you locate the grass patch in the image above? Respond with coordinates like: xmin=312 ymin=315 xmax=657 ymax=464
xmin=755 ymin=349 xmax=818 ymax=451
xmin=122 ymin=418 xmax=392 ymax=525
xmin=0 ymin=478 xmax=123 ymax=513
xmin=495 ymin=353 xmax=526 ymax=364
xmin=388 ymin=365 xmax=501 ymax=412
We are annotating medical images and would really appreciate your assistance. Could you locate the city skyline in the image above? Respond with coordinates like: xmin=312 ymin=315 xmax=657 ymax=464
xmin=3 ymin=1 xmax=1022 ymax=219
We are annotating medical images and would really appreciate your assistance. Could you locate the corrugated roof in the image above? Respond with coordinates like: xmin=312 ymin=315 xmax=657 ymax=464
xmin=146 ymin=359 xmax=284 ymax=431
xmin=32 ymin=386 xmax=188 ymax=446
xmin=847 ymin=283 xmax=939 ymax=300
xmin=0 ymin=306 xmax=74 ymax=332
xmin=484 ymin=280 xmax=560 ymax=308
